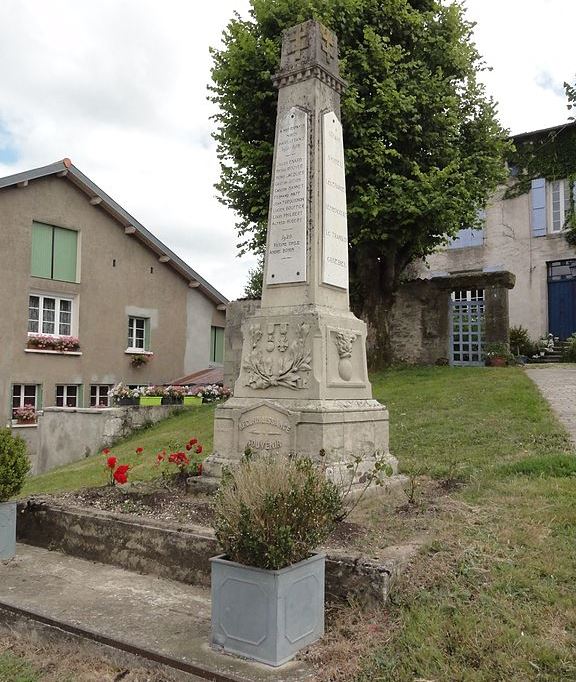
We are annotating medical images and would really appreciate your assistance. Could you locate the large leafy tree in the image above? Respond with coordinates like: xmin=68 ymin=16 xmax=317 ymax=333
xmin=210 ymin=0 xmax=510 ymax=368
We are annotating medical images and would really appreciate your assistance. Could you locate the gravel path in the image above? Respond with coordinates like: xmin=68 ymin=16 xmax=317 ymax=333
xmin=525 ymin=366 xmax=576 ymax=446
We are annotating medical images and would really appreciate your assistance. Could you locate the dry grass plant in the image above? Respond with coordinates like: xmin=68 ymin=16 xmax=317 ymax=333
xmin=213 ymin=453 xmax=343 ymax=569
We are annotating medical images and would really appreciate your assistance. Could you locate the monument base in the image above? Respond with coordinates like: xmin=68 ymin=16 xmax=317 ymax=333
xmin=194 ymin=396 xmax=397 ymax=491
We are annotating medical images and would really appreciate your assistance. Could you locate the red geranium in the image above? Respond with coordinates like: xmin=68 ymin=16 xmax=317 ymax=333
xmin=106 ymin=456 xmax=117 ymax=469
xmin=189 ymin=438 xmax=197 ymax=446
xmin=195 ymin=445 xmax=203 ymax=454
xmin=135 ymin=447 xmax=143 ymax=454
xmin=185 ymin=443 xmax=192 ymax=451
xmin=156 ymin=451 xmax=165 ymax=463
xmin=102 ymin=448 xmax=111 ymax=455
xmin=113 ymin=464 xmax=130 ymax=485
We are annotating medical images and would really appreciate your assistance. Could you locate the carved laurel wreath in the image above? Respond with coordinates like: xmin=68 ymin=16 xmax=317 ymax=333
xmin=244 ymin=322 xmax=312 ymax=390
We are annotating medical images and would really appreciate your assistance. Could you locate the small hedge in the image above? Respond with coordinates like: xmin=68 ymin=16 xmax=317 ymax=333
xmin=0 ymin=428 xmax=31 ymax=502
xmin=213 ymin=455 xmax=343 ymax=570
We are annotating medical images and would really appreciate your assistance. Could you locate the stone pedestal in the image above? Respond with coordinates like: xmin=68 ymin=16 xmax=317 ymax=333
xmin=201 ymin=20 xmax=395 ymax=488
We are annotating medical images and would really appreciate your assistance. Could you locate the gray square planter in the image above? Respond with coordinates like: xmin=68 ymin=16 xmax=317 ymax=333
xmin=0 ymin=501 xmax=17 ymax=560
xmin=210 ymin=552 xmax=325 ymax=667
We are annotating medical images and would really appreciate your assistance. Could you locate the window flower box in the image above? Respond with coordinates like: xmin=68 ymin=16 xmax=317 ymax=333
xmin=115 ymin=397 xmax=138 ymax=406
xmin=183 ymin=396 xmax=203 ymax=406
xmin=162 ymin=386 xmax=185 ymax=405
xmin=13 ymin=405 xmax=37 ymax=424
xmin=27 ymin=334 xmax=80 ymax=353
xmin=139 ymin=396 xmax=162 ymax=406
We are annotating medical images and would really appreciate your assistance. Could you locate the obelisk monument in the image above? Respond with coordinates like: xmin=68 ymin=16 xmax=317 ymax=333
xmin=204 ymin=20 xmax=396 ymax=483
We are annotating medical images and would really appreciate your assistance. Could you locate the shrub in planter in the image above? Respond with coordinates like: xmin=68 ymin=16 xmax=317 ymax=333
xmin=484 ymin=342 xmax=513 ymax=366
xmin=210 ymin=454 xmax=343 ymax=666
xmin=162 ymin=385 xmax=185 ymax=405
xmin=0 ymin=428 xmax=31 ymax=559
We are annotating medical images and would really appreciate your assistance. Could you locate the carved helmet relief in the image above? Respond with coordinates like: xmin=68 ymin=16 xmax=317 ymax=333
xmin=333 ymin=330 xmax=358 ymax=381
xmin=244 ymin=322 xmax=312 ymax=390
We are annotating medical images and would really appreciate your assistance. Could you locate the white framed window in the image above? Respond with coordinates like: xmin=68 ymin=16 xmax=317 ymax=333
xmin=550 ymin=179 xmax=573 ymax=233
xmin=56 ymin=384 xmax=80 ymax=407
xmin=28 ymin=293 xmax=74 ymax=336
xmin=127 ymin=316 xmax=149 ymax=351
xmin=12 ymin=384 xmax=40 ymax=415
xmin=90 ymin=385 xmax=111 ymax=407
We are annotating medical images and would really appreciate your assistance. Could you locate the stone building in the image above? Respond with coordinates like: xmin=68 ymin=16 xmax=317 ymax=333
xmin=0 ymin=158 xmax=227 ymax=422
xmin=394 ymin=122 xmax=576 ymax=365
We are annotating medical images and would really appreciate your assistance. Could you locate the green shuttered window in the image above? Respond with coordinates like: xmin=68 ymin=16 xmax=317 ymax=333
xmin=31 ymin=222 xmax=78 ymax=282
xmin=210 ymin=326 xmax=224 ymax=364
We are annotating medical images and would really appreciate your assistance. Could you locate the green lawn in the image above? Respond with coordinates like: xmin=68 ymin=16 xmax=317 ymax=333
xmin=360 ymin=367 xmax=576 ymax=682
xmin=0 ymin=651 xmax=39 ymax=682
xmin=21 ymin=404 xmax=216 ymax=496
xmin=16 ymin=367 xmax=576 ymax=680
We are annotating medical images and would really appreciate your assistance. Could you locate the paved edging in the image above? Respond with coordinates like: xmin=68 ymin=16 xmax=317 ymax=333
xmin=16 ymin=499 xmax=419 ymax=607
xmin=0 ymin=602 xmax=209 ymax=682
xmin=525 ymin=367 xmax=576 ymax=446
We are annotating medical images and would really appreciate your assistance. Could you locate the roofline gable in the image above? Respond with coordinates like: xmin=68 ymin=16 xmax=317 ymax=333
xmin=0 ymin=159 xmax=229 ymax=306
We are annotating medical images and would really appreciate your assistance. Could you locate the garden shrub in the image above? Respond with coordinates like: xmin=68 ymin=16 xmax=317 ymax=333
xmin=0 ymin=428 xmax=31 ymax=501
xmin=213 ymin=454 xmax=343 ymax=570
xmin=563 ymin=333 xmax=576 ymax=362
xmin=509 ymin=326 xmax=536 ymax=356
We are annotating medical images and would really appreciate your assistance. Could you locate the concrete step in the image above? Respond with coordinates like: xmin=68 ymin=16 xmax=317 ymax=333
xmin=0 ymin=544 xmax=313 ymax=682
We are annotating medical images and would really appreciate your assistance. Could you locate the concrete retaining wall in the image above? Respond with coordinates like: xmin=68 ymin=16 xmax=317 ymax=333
xmin=17 ymin=500 xmax=408 ymax=606
xmin=10 ymin=425 xmax=40 ymax=475
xmin=12 ymin=405 xmax=182 ymax=475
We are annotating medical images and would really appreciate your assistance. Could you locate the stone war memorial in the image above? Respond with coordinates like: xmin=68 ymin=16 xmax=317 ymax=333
xmin=203 ymin=19 xmax=397 ymax=485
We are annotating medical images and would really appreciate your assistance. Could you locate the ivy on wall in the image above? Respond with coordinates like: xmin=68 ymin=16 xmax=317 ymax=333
xmin=505 ymin=80 xmax=576 ymax=245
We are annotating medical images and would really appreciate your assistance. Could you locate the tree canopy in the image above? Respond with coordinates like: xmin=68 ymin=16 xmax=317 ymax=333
xmin=209 ymin=0 xmax=510 ymax=366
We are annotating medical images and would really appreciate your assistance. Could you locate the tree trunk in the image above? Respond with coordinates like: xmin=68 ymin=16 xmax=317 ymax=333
xmin=353 ymin=246 xmax=398 ymax=370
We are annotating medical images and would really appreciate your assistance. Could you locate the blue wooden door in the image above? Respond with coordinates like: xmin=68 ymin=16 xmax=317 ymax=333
xmin=548 ymin=279 xmax=576 ymax=339
xmin=548 ymin=260 xmax=576 ymax=339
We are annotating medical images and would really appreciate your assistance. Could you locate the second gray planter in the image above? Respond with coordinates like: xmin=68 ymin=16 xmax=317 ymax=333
xmin=0 ymin=501 xmax=17 ymax=560
xmin=210 ymin=552 xmax=325 ymax=666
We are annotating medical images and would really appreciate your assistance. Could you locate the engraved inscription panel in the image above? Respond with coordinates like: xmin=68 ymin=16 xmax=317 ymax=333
xmin=238 ymin=405 xmax=292 ymax=455
xmin=266 ymin=107 xmax=308 ymax=285
xmin=322 ymin=112 xmax=349 ymax=290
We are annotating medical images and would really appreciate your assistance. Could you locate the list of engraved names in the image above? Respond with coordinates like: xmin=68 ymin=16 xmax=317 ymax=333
xmin=265 ymin=107 xmax=308 ymax=285
xmin=322 ymin=112 xmax=349 ymax=290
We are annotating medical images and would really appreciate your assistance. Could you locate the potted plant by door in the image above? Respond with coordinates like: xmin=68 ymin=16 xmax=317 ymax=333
xmin=484 ymin=342 xmax=511 ymax=367
xmin=0 ymin=428 xmax=31 ymax=560
xmin=210 ymin=454 xmax=343 ymax=667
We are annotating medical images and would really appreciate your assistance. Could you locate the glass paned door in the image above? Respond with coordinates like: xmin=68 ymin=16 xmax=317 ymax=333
xmin=450 ymin=288 xmax=485 ymax=366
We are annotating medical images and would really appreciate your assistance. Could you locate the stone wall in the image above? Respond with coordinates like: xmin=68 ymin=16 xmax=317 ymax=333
xmin=425 ymin=185 xmax=576 ymax=340
xmin=13 ymin=405 xmax=182 ymax=475
xmin=223 ymin=299 xmax=261 ymax=389
xmin=387 ymin=280 xmax=450 ymax=365
xmin=224 ymin=271 xmax=514 ymax=373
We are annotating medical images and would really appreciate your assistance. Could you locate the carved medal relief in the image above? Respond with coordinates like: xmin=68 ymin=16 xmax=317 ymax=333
xmin=243 ymin=321 xmax=312 ymax=390
xmin=265 ymin=107 xmax=308 ymax=285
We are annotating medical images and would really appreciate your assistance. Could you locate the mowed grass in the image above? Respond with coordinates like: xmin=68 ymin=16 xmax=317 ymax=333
xmin=20 ymin=404 xmax=216 ymax=496
xmin=16 ymin=366 xmax=576 ymax=680
xmin=358 ymin=367 xmax=576 ymax=682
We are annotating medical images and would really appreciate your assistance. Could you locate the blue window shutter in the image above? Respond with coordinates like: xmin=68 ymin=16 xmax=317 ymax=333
xmin=531 ymin=178 xmax=547 ymax=237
